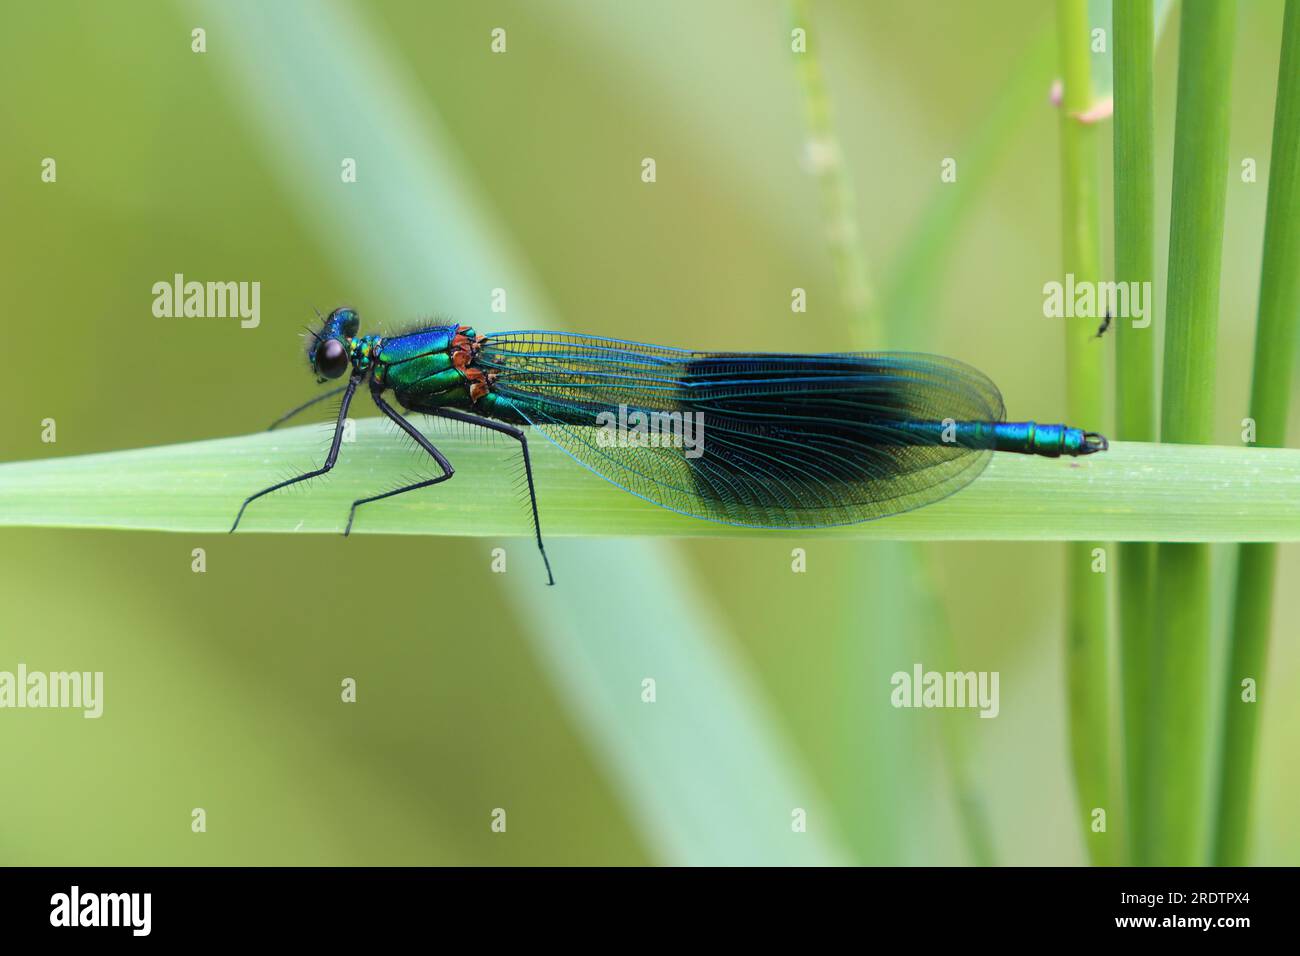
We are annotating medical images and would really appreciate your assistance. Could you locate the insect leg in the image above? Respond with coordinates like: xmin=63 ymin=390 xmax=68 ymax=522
xmin=435 ymin=407 xmax=554 ymax=587
xmin=230 ymin=375 xmax=360 ymax=532
xmin=342 ymin=388 xmax=455 ymax=535
xmin=266 ymin=385 xmax=348 ymax=430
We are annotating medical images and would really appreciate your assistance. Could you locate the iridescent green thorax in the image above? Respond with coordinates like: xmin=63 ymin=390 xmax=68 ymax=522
xmin=370 ymin=324 xmax=496 ymax=410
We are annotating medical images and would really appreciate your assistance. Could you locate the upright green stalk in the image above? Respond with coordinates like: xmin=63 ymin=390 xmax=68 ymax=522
xmin=1151 ymin=0 xmax=1236 ymax=865
xmin=1111 ymin=0 xmax=1157 ymax=867
xmin=1056 ymin=0 xmax=1112 ymax=866
xmin=1213 ymin=0 xmax=1300 ymax=867
xmin=788 ymin=0 xmax=876 ymax=341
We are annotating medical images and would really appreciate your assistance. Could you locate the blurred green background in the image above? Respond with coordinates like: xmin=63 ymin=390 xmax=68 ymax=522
xmin=1 ymin=0 xmax=1296 ymax=865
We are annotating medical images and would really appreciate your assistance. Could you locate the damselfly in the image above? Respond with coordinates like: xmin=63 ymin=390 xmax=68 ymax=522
xmin=232 ymin=308 xmax=1109 ymax=585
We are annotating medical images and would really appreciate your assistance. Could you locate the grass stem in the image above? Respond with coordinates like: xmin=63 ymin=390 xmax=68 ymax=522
xmin=788 ymin=0 xmax=876 ymax=342
xmin=1112 ymin=0 xmax=1157 ymax=867
xmin=1150 ymin=0 xmax=1237 ymax=866
xmin=1056 ymin=0 xmax=1113 ymax=866
xmin=1212 ymin=0 xmax=1300 ymax=867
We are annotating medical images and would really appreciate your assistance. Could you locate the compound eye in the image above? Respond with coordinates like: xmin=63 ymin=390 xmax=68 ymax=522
xmin=316 ymin=338 xmax=349 ymax=379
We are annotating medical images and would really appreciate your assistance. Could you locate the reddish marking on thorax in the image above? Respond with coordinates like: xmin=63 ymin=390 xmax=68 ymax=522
xmin=450 ymin=324 xmax=497 ymax=402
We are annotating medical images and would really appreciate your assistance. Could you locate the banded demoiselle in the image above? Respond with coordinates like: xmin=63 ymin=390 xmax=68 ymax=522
xmin=232 ymin=307 xmax=1109 ymax=585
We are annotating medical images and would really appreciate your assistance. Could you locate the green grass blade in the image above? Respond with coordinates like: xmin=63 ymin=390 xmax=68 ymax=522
xmin=3 ymin=427 xmax=1299 ymax=541
xmin=1112 ymin=0 xmax=1157 ymax=867
xmin=1213 ymin=0 xmax=1300 ymax=867
xmin=1057 ymin=0 xmax=1113 ymax=867
xmin=1150 ymin=0 xmax=1237 ymax=866
xmin=1113 ymin=0 xmax=1158 ymax=447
